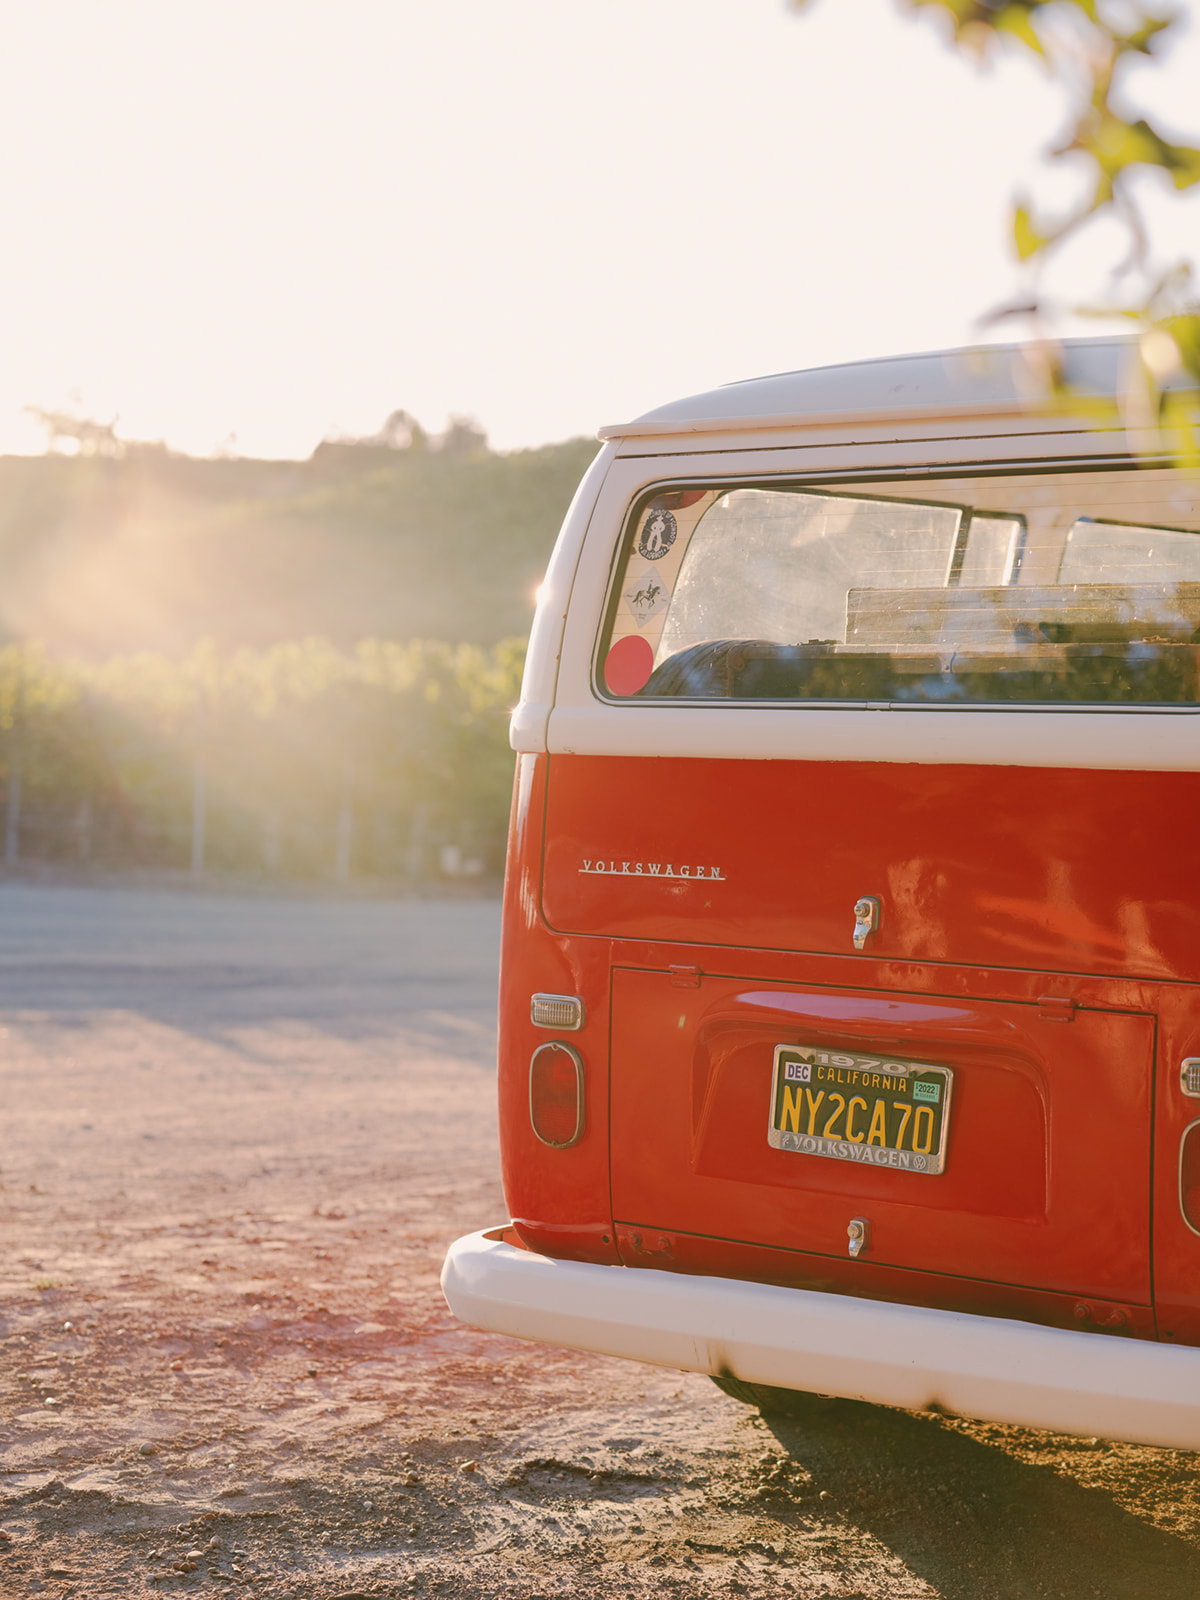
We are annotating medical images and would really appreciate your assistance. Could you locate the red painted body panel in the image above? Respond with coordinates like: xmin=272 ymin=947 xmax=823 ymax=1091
xmin=1151 ymin=986 xmax=1200 ymax=1347
xmin=498 ymin=755 xmax=619 ymax=1266
xmin=542 ymin=756 xmax=1199 ymax=982
xmin=613 ymin=1224 xmax=1157 ymax=1341
xmin=496 ymin=752 xmax=1200 ymax=1349
xmin=609 ymin=969 xmax=1152 ymax=1302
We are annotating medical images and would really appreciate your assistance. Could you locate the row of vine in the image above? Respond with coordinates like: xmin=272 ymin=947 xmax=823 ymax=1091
xmin=0 ymin=638 xmax=524 ymax=880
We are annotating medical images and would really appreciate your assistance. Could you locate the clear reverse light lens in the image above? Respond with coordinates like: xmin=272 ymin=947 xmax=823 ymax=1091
xmin=1182 ymin=1058 xmax=1200 ymax=1098
xmin=531 ymin=993 xmax=584 ymax=1031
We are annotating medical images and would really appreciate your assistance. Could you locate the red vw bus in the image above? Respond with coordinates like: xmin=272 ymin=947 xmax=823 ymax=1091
xmin=442 ymin=339 xmax=1200 ymax=1449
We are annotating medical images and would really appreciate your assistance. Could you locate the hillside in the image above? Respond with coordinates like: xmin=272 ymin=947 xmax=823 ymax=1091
xmin=0 ymin=434 xmax=600 ymax=657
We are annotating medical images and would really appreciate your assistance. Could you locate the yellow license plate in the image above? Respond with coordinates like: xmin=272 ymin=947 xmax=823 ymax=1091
xmin=768 ymin=1043 xmax=953 ymax=1176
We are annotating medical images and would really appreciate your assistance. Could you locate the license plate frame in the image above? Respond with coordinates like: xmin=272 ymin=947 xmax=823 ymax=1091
xmin=768 ymin=1043 xmax=954 ymax=1176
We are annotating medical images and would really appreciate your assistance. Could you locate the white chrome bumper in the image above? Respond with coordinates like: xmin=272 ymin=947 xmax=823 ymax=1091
xmin=442 ymin=1228 xmax=1200 ymax=1452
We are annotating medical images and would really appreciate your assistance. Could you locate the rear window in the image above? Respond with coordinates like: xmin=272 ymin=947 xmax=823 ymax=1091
xmin=598 ymin=468 xmax=1200 ymax=706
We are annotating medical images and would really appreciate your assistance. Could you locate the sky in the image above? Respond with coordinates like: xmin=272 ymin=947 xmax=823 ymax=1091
xmin=0 ymin=0 xmax=1196 ymax=458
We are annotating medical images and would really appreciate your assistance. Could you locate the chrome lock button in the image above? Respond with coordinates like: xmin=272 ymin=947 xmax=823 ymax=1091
xmin=852 ymin=896 xmax=881 ymax=952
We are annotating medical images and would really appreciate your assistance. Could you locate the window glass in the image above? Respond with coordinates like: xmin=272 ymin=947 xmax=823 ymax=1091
xmin=659 ymin=492 xmax=962 ymax=657
xmin=956 ymin=516 xmax=1024 ymax=587
xmin=1058 ymin=519 xmax=1200 ymax=585
xmin=600 ymin=469 xmax=1200 ymax=706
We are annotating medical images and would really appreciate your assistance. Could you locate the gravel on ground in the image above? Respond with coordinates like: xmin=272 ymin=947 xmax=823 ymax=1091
xmin=0 ymin=883 xmax=1197 ymax=1599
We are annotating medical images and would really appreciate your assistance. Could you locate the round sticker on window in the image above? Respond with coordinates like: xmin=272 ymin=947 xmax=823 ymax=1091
xmin=637 ymin=508 xmax=677 ymax=561
xmin=604 ymin=634 xmax=654 ymax=696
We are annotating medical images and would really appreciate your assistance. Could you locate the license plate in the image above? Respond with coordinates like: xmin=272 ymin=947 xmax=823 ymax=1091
xmin=768 ymin=1044 xmax=953 ymax=1175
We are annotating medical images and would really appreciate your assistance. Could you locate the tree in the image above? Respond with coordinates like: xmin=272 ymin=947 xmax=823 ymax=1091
xmin=793 ymin=0 xmax=1200 ymax=444
xmin=24 ymin=406 xmax=123 ymax=458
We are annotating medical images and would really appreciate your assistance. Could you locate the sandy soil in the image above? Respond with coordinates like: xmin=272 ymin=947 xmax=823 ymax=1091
xmin=0 ymin=883 xmax=1198 ymax=1600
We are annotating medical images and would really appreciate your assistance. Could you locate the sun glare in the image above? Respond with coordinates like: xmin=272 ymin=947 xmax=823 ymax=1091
xmin=2 ymin=0 xmax=1180 ymax=457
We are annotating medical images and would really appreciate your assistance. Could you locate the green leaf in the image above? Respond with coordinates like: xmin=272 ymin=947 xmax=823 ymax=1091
xmin=1163 ymin=313 xmax=1200 ymax=383
xmin=1012 ymin=202 xmax=1050 ymax=260
xmin=1085 ymin=114 xmax=1163 ymax=179
xmin=1124 ymin=15 xmax=1173 ymax=54
xmin=1158 ymin=391 xmax=1200 ymax=469
xmin=992 ymin=4 xmax=1045 ymax=55
xmin=1079 ymin=113 xmax=1200 ymax=188
xmin=1164 ymin=142 xmax=1200 ymax=190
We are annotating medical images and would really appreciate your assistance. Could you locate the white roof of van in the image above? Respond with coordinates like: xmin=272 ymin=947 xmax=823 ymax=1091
xmin=598 ymin=336 xmax=1180 ymax=441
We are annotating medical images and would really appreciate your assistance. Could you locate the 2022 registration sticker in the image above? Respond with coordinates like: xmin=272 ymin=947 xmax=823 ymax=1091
xmin=768 ymin=1044 xmax=954 ymax=1175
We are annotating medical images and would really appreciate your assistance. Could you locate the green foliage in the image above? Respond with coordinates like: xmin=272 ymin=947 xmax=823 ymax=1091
xmin=794 ymin=0 xmax=1200 ymax=452
xmin=0 ymin=435 xmax=600 ymax=657
xmin=0 ymin=637 xmax=524 ymax=881
xmin=1012 ymin=201 xmax=1050 ymax=262
xmin=923 ymin=0 xmax=1200 ymax=442
xmin=0 ymin=422 xmax=593 ymax=875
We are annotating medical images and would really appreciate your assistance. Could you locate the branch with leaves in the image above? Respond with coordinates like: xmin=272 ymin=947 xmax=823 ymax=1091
xmin=794 ymin=0 xmax=1200 ymax=447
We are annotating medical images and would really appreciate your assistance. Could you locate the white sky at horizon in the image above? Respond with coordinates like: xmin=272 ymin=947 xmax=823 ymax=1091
xmin=0 ymin=0 xmax=1196 ymax=459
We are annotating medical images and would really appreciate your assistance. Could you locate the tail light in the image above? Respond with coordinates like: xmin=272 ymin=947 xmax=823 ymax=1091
xmin=1180 ymin=1121 xmax=1200 ymax=1235
xmin=529 ymin=1042 xmax=585 ymax=1148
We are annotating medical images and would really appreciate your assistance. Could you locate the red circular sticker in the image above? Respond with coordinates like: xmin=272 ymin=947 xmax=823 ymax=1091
xmin=604 ymin=634 xmax=654 ymax=696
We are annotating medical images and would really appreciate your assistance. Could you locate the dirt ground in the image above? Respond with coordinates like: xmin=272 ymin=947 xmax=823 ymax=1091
xmin=0 ymin=883 xmax=1198 ymax=1600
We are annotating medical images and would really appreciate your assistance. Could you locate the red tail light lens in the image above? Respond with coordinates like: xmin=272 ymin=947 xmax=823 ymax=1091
xmin=529 ymin=1042 xmax=585 ymax=1148
xmin=1180 ymin=1121 xmax=1200 ymax=1234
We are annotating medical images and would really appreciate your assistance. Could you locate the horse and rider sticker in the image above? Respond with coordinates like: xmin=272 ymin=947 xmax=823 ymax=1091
xmin=623 ymin=566 xmax=669 ymax=627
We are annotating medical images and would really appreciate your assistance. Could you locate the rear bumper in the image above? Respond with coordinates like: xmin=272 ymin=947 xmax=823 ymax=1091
xmin=442 ymin=1228 xmax=1200 ymax=1452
